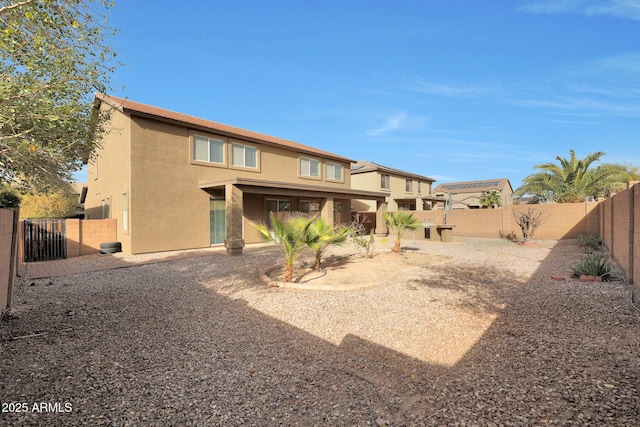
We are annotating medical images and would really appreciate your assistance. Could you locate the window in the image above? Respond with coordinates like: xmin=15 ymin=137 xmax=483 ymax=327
xmin=101 ymin=197 xmax=111 ymax=219
xmin=326 ymin=162 xmax=343 ymax=181
xmin=193 ymin=135 xmax=224 ymax=164
xmin=232 ymin=142 xmax=257 ymax=168
xmin=299 ymin=200 xmax=321 ymax=216
xmin=406 ymin=179 xmax=413 ymax=193
xmin=417 ymin=181 xmax=422 ymax=194
xmin=381 ymin=174 xmax=390 ymax=190
xmin=300 ymin=157 xmax=320 ymax=178
xmin=122 ymin=193 xmax=128 ymax=232
xmin=266 ymin=199 xmax=291 ymax=228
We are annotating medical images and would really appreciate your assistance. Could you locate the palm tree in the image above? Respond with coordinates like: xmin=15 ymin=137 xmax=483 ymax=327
xmin=479 ymin=190 xmax=502 ymax=208
xmin=516 ymin=150 xmax=640 ymax=203
xmin=307 ymin=218 xmax=353 ymax=270
xmin=254 ymin=212 xmax=315 ymax=282
xmin=383 ymin=211 xmax=421 ymax=253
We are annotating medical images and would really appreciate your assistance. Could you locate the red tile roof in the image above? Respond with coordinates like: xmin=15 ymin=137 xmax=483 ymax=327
xmin=94 ymin=93 xmax=354 ymax=163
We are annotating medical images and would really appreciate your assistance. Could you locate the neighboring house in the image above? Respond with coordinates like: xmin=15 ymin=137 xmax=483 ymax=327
xmin=432 ymin=178 xmax=514 ymax=209
xmin=71 ymin=182 xmax=88 ymax=218
xmin=85 ymin=94 xmax=387 ymax=255
xmin=350 ymin=160 xmax=440 ymax=212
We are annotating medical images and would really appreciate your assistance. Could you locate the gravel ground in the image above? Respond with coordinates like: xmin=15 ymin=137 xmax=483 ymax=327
xmin=1 ymin=237 xmax=639 ymax=426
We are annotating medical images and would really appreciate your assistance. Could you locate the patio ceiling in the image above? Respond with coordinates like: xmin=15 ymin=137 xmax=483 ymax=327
xmin=199 ymin=177 xmax=387 ymax=201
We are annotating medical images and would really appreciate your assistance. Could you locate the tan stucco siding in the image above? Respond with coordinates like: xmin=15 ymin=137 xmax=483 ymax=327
xmin=243 ymin=194 xmax=264 ymax=244
xmin=85 ymin=107 xmax=133 ymax=253
xmin=129 ymin=118 xmax=209 ymax=253
xmin=350 ymin=173 xmax=383 ymax=212
xmin=351 ymin=171 xmax=429 ymax=212
xmin=118 ymin=116 xmax=352 ymax=253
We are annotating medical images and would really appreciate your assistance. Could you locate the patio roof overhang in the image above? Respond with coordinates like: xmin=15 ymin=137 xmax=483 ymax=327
xmin=199 ymin=177 xmax=387 ymax=201
xmin=421 ymin=195 xmax=447 ymax=202
xmin=392 ymin=195 xmax=447 ymax=202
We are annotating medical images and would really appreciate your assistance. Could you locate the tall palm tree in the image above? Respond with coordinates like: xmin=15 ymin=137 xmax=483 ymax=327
xmin=306 ymin=218 xmax=353 ymax=270
xmin=479 ymin=190 xmax=502 ymax=208
xmin=383 ymin=211 xmax=421 ymax=253
xmin=254 ymin=212 xmax=315 ymax=282
xmin=516 ymin=150 xmax=639 ymax=203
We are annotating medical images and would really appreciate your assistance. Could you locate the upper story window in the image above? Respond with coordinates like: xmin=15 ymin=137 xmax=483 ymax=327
xmin=417 ymin=181 xmax=422 ymax=194
xmin=194 ymin=135 xmax=224 ymax=164
xmin=326 ymin=162 xmax=343 ymax=181
xmin=300 ymin=156 xmax=320 ymax=178
xmin=381 ymin=174 xmax=390 ymax=190
xmin=232 ymin=142 xmax=258 ymax=168
xmin=406 ymin=179 xmax=413 ymax=193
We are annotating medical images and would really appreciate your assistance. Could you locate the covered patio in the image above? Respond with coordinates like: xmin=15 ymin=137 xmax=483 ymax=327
xmin=199 ymin=177 xmax=387 ymax=254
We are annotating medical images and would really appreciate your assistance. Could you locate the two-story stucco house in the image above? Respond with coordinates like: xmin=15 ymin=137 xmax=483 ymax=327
xmin=350 ymin=160 xmax=439 ymax=213
xmin=85 ymin=94 xmax=386 ymax=255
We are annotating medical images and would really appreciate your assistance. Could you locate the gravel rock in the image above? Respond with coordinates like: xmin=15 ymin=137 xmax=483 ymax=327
xmin=1 ymin=237 xmax=639 ymax=426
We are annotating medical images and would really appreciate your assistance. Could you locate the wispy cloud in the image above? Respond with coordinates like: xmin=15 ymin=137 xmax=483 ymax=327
xmin=519 ymin=0 xmax=640 ymax=21
xmin=366 ymin=112 xmax=428 ymax=136
xmin=400 ymin=77 xmax=494 ymax=98
xmin=504 ymin=52 xmax=640 ymax=116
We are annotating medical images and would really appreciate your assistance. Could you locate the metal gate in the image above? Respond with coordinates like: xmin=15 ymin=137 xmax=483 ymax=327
xmin=23 ymin=219 xmax=67 ymax=262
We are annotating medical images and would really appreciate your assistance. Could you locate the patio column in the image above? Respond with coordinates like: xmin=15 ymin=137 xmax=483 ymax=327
xmin=375 ymin=200 xmax=388 ymax=235
xmin=225 ymin=184 xmax=244 ymax=255
xmin=321 ymin=197 xmax=334 ymax=226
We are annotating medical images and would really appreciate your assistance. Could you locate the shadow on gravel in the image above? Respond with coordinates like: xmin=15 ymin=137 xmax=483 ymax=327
xmin=407 ymin=264 xmax=519 ymax=315
xmin=1 ymin=240 xmax=639 ymax=425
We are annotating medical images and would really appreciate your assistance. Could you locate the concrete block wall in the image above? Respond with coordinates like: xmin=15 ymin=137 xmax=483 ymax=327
xmin=634 ymin=184 xmax=640 ymax=288
xmin=66 ymin=219 xmax=117 ymax=257
xmin=596 ymin=184 xmax=637 ymax=287
xmin=410 ymin=203 xmax=599 ymax=240
xmin=1 ymin=208 xmax=19 ymax=314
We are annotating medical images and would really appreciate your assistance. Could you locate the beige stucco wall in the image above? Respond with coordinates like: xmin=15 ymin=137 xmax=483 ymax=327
xmin=85 ymin=106 xmax=132 ymax=253
xmin=86 ymin=109 xmax=354 ymax=254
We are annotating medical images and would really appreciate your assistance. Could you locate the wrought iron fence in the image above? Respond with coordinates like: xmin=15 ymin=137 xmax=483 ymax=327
xmin=23 ymin=219 xmax=67 ymax=262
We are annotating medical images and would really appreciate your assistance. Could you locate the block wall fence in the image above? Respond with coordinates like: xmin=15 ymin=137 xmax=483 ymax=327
xmin=400 ymin=202 xmax=600 ymax=240
xmin=599 ymin=184 xmax=638 ymax=288
xmin=0 ymin=208 xmax=20 ymax=316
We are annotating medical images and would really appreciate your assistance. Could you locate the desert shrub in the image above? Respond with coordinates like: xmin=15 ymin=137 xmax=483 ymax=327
xmin=578 ymin=234 xmax=602 ymax=253
xmin=0 ymin=189 xmax=21 ymax=208
xmin=352 ymin=229 xmax=376 ymax=258
xmin=499 ymin=231 xmax=518 ymax=242
xmin=571 ymin=252 xmax=613 ymax=280
xmin=513 ymin=208 xmax=548 ymax=242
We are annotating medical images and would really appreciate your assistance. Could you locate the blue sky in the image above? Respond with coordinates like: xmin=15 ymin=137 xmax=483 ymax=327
xmin=81 ymin=0 xmax=640 ymax=189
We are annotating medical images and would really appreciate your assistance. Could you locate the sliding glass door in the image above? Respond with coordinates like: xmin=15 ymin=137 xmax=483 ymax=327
xmin=210 ymin=198 xmax=226 ymax=245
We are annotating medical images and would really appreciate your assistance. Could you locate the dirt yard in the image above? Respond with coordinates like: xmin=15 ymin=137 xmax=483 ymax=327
xmin=1 ymin=237 xmax=639 ymax=426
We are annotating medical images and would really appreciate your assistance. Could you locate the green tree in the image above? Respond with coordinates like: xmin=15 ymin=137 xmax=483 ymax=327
xmin=383 ymin=211 xmax=421 ymax=253
xmin=516 ymin=150 xmax=640 ymax=203
xmin=19 ymin=190 xmax=78 ymax=218
xmin=0 ymin=0 xmax=118 ymax=193
xmin=254 ymin=213 xmax=315 ymax=282
xmin=0 ymin=185 xmax=20 ymax=207
xmin=307 ymin=218 xmax=353 ymax=271
xmin=479 ymin=190 xmax=502 ymax=208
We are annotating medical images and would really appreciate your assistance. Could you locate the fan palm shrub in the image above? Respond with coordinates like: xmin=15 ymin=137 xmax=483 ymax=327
xmin=383 ymin=211 xmax=421 ymax=253
xmin=307 ymin=218 xmax=354 ymax=270
xmin=254 ymin=212 xmax=315 ymax=282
